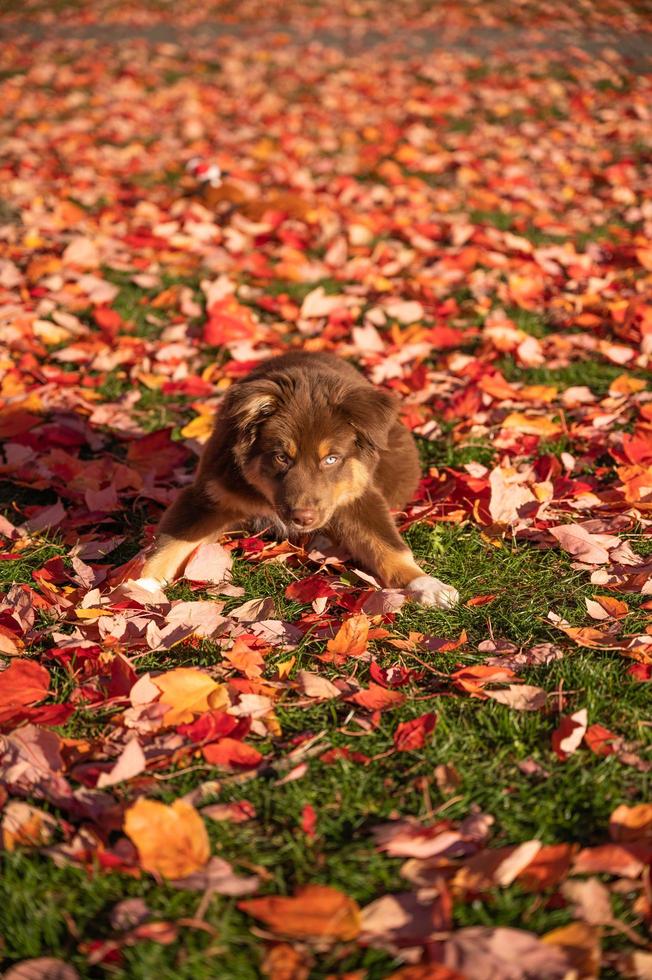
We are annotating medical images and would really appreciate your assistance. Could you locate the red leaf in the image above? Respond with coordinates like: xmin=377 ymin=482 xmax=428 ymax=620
xmin=0 ymin=660 xmax=50 ymax=711
xmin=584 ymin=723 xmax=617 ymax=757
xmin=202 ymin=738 xmax=262 ymax=769
xmin=301 ymin=803 xmax=317 ymax=839
xmin=393 ymin=713 xmax=437 ymax=752
xmin=551 ymin=709 xmax=588 ymax=761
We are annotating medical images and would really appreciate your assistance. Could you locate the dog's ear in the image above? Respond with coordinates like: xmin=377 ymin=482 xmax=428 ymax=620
xmin=339 ymin=385 xmax=397 ymax=451
xmin=226 ymin=378 xmax=279 ymax=436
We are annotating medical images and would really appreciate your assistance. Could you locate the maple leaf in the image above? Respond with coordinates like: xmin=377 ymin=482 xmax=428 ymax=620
xmin=152 ymin=668 xmax=228 ymax=726
xmin=326 ymin=614 xmax=369 ymax=658
xmin=123 ymin=798 xmax=210 ymax=879
xmin=393 ymin=713 xmax=437 ymax=751
xmin=0 ymin=659 xmax=50 ymax=713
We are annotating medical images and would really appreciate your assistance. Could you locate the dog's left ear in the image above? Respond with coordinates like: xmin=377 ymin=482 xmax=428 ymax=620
xmin=340 ymin=386 xmax=397 ymax=451
xmin=225 ymin=378 xmax=280 ymax=435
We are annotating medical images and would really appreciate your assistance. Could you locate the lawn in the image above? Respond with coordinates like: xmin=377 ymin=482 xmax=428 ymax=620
xmin=0 ymin=2 xmax=651 ymax=978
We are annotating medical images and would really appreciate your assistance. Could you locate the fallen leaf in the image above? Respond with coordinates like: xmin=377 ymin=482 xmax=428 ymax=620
xmin=0 ymin=659 xmax=50 ymax=711
xmin=4 ymin=961 xmax=79 ymax=980
xmin=326 ymin=614 xmax=369 ymax=658
xmin=170 ymin=856 xmax=259 ymax=895
xmin=124 ymin=798 xmax=210 ymax=879
xmin=485 ymin=684 xmax=547 ymax=711
xmin=2 ymin=801 xmax=58 ymax=851
xmin=184 ymin=542 xmax=233 ymax=584
xmin=609 ymin=803 xmax=652 ymax=842
xmin=97 ymin=738 xmax=146 ymax=788
xmin=549 ymin=525 xmax=611 ymax=564
xmin=153 ymin=668 xmax=228 ymax=725
xmin=239 ymin=884 xmax=361 ymax=941
xmin=551 ymin=709 xmax=588 ymax=760
xmin=541 ymin=922 xmax=601 ymax=979
xmin=561 ymin=877 xmax=613 ymax=925
xmin=296 ymin=670 xmax=341 ymax=700
xmin=442 ymin=926 xmax=571 ymax=979
xmin=393 ymin=713 xmax=437 ymax=751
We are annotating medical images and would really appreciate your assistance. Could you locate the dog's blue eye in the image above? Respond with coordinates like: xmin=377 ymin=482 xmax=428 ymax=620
xmin=323 ymin=455 xmax=339 ymax=466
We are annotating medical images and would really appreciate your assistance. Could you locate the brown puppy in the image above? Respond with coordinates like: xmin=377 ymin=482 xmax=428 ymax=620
xmin=140 ymin=352 xmax=459 ymax=608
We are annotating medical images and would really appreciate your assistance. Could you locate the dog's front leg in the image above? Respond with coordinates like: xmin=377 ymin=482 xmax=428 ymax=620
xmin=329 ymin=491 xmax=459 ymax=609
xmin=140 ymin=484 xmax=241 ymax=586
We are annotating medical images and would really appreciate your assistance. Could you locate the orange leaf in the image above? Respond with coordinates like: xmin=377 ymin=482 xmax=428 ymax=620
xmin=0 ymin=659 xmax=50 ymax=709
xmin=541 ymin=922 xmax=601 ymax=979
xmin=349 ymin=684 xmax=405 ymax=712
xmin=203 ymin=738 xmax=263 ymax=769
xmin=224 ymin=637 xmax=266 ymax=679
xmin=465 ymin=594 xmax=497 ymax=607
xmin=261 ymin=943 xmax=312 ymax=980
xmin=239 ymin=884 xmax=361 ymax=941
xmin=124 ymin=798 xmax=210 ymax=879
xmin=387 ymin=968 xmax=465 ymax=980
xmin=153 ymin=668 xmax=228 ymax=726
xmin=516 ymin=843 xmax=575 ymax=892
xmin=584 ymin=723 xmax=617 ymax=757
xmin=586 ymin=595 xmax=628 ymax=620
xmin=609 ymin=803 xmax=652 ymax=843
xmin=326 ymin=614 xmax=369 ymax=658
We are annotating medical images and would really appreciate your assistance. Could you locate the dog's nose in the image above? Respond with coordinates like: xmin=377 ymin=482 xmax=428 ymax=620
xmin=291 ymin=508 xmax=317 ymax=528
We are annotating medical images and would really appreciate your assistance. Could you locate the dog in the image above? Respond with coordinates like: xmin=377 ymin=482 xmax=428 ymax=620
xmin=140 ymin=352 xmax=459 ymax=608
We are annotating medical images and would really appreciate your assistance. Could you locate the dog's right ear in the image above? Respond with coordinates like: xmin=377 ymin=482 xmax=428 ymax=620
xmin=225 ymin=378 xmax=280 ymax=436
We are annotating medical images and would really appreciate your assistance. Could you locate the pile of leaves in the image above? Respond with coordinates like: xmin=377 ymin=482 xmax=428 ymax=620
xmin=0 ymin=4 xmax=651 ymax=978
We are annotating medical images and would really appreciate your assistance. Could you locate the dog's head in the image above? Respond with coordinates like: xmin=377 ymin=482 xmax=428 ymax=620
xmin=223 ymin=368 xmax=396 ymax=531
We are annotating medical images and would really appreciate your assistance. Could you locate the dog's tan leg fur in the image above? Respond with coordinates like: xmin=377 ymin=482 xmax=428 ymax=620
xmin=140 ymin=484 xmax=241 ymax=584
xmin=329 ymin=490 xmax=459 ymax=609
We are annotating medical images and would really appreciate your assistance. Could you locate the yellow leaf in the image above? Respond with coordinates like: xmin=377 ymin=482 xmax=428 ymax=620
xmin=135 ymin=372 xmax=165 ymax=390
xmin=502 ymin=412 xmax=562 ymax=438
xmin=75 ymin=607 xmax=110 ymax=620
xmin=609 ymin=374 xmax=647 ymax=396
xmin=542 ymin=921 xmax=601 ymax=979
xmin=276 ymin=656 xmax=296 ymax=679
xmin=326 ymin=614 xmax=369 ymax=658
xmin=180 ymin=413 xmax=215 ymax=443
xmin=124 ymin=798 xmax=210 ymax=878
xmin=153 ymin=667 xmax=228 ymax=725
xmin=520 ymin=385 xmax=558 ymax=403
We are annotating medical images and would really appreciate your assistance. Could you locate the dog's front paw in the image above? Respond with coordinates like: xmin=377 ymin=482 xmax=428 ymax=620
xmin=406 ymin=575 xmax=459 ymax=609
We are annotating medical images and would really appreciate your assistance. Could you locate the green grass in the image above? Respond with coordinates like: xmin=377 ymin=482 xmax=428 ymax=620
xmin=1 ymin=519 xmax=649 ymax=977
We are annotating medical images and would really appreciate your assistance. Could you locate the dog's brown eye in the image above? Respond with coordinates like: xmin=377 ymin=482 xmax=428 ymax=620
xmin=323 ymin=454 xmax=340 ymax=466
xmin=275 ymin=453 xmax=291 ymax=466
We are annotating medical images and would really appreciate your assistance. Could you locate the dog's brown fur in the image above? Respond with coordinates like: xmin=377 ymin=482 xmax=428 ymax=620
xmin=141 ymin=352 xmax=458 ymax=607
